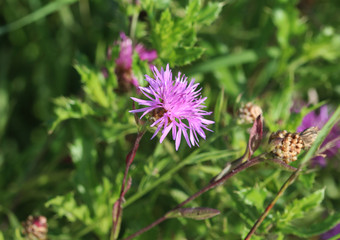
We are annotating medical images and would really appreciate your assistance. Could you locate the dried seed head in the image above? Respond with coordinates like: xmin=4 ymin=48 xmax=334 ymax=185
xmin=268 ymin=130 xmax=304 ymax=164
xmin=238 ymin=102 xmax=263 ymax=124
xmin=22 ymin=215 xmax=48 ymax=240
xmin=299 ymin=126 xmax=319 ymax=149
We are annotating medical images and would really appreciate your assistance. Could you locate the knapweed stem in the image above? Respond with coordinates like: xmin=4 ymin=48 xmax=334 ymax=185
xmin=111 ymin=129 xmax=146 ymax=240
xmin=123 ymin=155 xmax=265 ymax=240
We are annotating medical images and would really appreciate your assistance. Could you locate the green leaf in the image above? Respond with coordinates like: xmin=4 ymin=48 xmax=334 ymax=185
xmin=280 ymin=213 xmax=340 ymax=237
xmin=235 ymin=187 xmax=268 ymax=212
xmin=0 ymin=0 xmax=78 ymax=35
xmin=196 ymin=2 xmax=223 ymax=26
xmin=14 ymin=228 xmax=24 ymax=240
xmin=187 ymin=50 xmax=258 ymax=74
xmin=214 ymin=88 xmax=225 ymax=129
xmin=74 ymin=53 xmax=111 ymax=108
xmin=278 ymin=189 xmax=325 ymax=224
xmin=298 ymin=172 xmax=316 ymax=190
xmin=185 ymin=0 xmax=201 ymax=21
xmin=49 ymin=97 xmax=94 ymax=133
xmin=185 ymin=0 xmax=222 ymax=26
xmin=227 ymin=187 xmax=261 ymax=225
xmin=170 ymin=47 xmax=205 ymax=66
xmin=45 ymin=192 xmax=91 ymax=224
xmin=166 ymin=207 xmax=220 ymax=220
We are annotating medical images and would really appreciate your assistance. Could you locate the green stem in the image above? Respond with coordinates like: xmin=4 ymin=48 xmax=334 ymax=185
xmin=124 ymin=131 xmax=230 ymax=207
xmin=244 ymin=106 xmax=340 ymax=239
xmin=130 ymin=8 xmax=139 ymax=40
xmin=123 ymin=156 xmax=265 ymax=240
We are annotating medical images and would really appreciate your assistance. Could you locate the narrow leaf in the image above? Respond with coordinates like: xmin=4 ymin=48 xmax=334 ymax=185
xmin=166 ymin=207 xmax=220 ymax=220
xmin=0 ymin=0 xmax=78 ymax=35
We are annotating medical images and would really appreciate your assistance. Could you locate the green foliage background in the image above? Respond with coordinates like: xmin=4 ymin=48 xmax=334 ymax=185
xmin=1 ymin=0 xmax=340 ymax=239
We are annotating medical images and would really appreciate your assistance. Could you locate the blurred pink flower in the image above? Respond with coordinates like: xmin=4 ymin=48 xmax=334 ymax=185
xmin=297 ymin=105 xmax=340 ymax=166
xmin=321 ymin=223 xmax=340 ymax=240
xmin=113 ymin=32 xmax=157 ymax=93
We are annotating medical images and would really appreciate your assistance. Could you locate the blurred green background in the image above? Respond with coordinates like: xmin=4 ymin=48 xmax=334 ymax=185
xmin=1 ymin=0 xmax=340 ymax=239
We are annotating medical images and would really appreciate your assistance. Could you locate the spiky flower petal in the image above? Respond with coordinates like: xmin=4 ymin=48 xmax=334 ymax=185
xmin=130 ymin=64 xmax=214 ymax=150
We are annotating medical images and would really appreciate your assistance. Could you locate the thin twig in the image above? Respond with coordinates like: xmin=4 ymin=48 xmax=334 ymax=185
xmin=244 ymin=166 xmax=302 ymax=240
xmin=123 ymin=155 xmax=265 ymax=240
xmin=111 ymin=130 xmax=145 ymax=240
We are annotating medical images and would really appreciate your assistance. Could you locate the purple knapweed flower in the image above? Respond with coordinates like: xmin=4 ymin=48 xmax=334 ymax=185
xmin=107 ymin=32 xmax=157 ymax=93
xmin=321 ymin=223 xmax=340 ymax=240
xmin=297 ymin=105 xmax=340 ymax=167
xmin=135 ymin=43 xmax=158 ymax=63
xmin=130 ymin=64 xmax=214 ymax=150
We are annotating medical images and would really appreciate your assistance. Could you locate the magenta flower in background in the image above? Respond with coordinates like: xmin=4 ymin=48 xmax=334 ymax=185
xmin=321 ymin=223 xmax=340 ymax=240
xmin=135 ymin=43 xmax=157 ymax=63
xmin=109 ymin=32 xmax=157 ymax=92
xmin=130 ymin=64 xmax=214 ymax=150
xmin=297 ymin=105 xmax=340 ymax=166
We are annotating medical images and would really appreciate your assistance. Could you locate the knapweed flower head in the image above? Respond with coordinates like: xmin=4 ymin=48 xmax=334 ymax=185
xmin=297 ymin=105 xmax=340 ymax=167
xmin=130 ymin=64 xmax=214 ymax=150
xmin=110 ymin=32 xmax=157 ymax=92
xmin=22 ymin=215 xmax=48 ymax=240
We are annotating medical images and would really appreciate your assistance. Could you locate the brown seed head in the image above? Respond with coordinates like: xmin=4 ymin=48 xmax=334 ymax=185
xmin=238 ymin=102 xmax=262 ymax=124
xmin=269 ymin=130 xmax=304 ymax=163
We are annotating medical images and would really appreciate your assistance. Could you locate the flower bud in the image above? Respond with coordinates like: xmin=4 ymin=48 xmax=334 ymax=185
xmin=238 ymin=102 xmax=263 ymax=124
xmin=22 ymin=215 xmax=48 ymax=240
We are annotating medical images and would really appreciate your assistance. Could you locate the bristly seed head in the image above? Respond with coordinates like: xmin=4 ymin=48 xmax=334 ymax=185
xmin=268 ymin=127 xmax=319 ymax=164
xmin=238 ymin=102 xmax=263 ymax=124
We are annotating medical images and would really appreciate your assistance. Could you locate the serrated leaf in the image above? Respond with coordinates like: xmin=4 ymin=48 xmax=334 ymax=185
xmin=298 ymin=172 xmax=316 ymax=190
xmin=185 ymin=0 xmax=201 ymax=20
xmin=235 ymin=187 xmax=268 ymax=212
xmin=278 ymin=189 xmax=325 ymax=224
xmin=280 ymin=213 xmax=340 ymax=237
xmin=49 ymin=97 xmax=94 ymax=133
xmin=75 ymin=64 xmax=109 ymax=108
xmin=227 ymin=187 xmax=260 ymax=225
xmin=166 ymin=207 xmax=220 ymax=220
xmin=45 ymin=192 xmax=91 ymax=224
xmin=196 ymin=2 xmax=223 ymax=26
xmin=170 ymin=47 xmax=204 ymax=66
